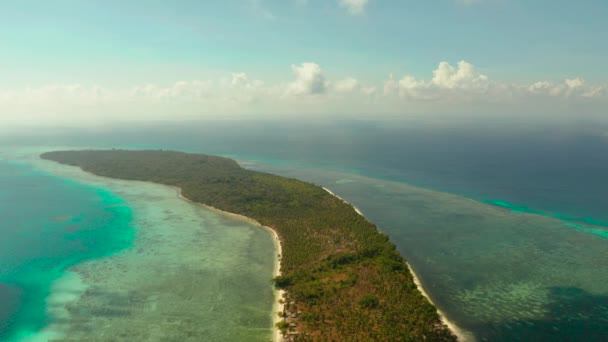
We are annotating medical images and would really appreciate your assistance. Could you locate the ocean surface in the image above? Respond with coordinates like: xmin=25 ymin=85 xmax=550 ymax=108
xmin=0 ymin=150 xmax=276 ymax=341
xmin=2 ymin=119 xmax=608 ymax=340
xmin=0 ymin=159 xmax=134 ymax=341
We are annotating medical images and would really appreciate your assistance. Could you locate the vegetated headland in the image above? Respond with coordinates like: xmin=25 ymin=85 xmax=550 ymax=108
xmin=41 ymin=150 xmax=457 ymax=341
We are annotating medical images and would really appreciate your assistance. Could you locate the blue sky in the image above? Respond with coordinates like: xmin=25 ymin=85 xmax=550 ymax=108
xmin=0 ymin=0 xmax=606 ymax=122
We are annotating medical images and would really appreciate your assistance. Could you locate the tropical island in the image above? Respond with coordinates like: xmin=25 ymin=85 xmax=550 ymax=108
xmin=41 ymin=150 xmax=457 ymax=341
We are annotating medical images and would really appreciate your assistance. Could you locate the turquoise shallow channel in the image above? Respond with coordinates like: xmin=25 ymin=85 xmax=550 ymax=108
xmin=484 ymin=200 xmax=608 ymax=240
xmin=0 ymin=160 xmax=134 ymax=341
xmin=2 ymin=145 xmax=607 ymax=341
xmin=0 ymin=150 xmax=277 ymax=341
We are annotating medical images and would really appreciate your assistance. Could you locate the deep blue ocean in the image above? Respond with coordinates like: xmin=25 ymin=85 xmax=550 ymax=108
xmin=0 ymin=161 xmax=134 ymax=341
xmin=2 ymin=118 xmax=608 ymax=340
xmin=15 ymin=119 xmax=607 ymax=223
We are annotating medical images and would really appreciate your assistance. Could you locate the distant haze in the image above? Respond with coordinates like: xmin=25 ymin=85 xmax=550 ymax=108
xmin=0 ymin=1 xmax=607 ymax=124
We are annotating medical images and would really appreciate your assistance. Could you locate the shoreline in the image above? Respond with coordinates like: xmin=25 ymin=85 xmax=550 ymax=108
xmin=176 ymin=188 xmax=284 ymax=342
xmin=322 ymin=186 xmax=472 ymax=342
xmin=28 ymin=154 xmax=284 ymax=341
xmin=406 ymin=262 xmax=475 ymax=342
xmin=35 ymin=151 xmax=460 ymax=340
xmin=321 ymin=187 xmax=365 ymax=216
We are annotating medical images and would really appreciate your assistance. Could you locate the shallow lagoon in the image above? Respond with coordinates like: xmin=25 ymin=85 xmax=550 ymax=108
xmin=0 ymin=159 xmax=134 ymax=341
xmin=244 ymin=161 xmax=608 ymax=341
xmin=2 ymin=150 xmax=276 ymax=341
xmin=4 ymin=145 xmax=607 ymax=341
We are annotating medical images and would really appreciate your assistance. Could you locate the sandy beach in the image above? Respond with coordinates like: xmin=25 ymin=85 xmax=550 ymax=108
xmin=177 ymin=189 xmax=285 ymax=342
xmin=12 ymin=151 xmax=278 ymax=342
xmin=406 ymin=262 xmax=476 ymax=342
xmin=322 ymin=187 xmax=365 ymax=216
xmin=27 ymin=149 xmax=464 ymax=341
xmin=322 ymin=186 xmax=472 ymax=342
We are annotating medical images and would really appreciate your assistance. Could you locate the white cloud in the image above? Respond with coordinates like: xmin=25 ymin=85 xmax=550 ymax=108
xmin=526 ymin=78 xmax=607 ymax=98
xmin=332 ymin=77 xmax=360 ymax=93
xmin=582 ymin=85 xmax=608 ymax=98
xmin=17 ymin=84 xmax=109 ymax=103
xmin=362 ymin=86 xmax=377 ymax=96
xmin=384 ymin=61 xmax=491 ymax=100
xmin=231 ymin=73 xmax=249 ymax=86
xmin=0 ymin=61 xmax=606 ymax=123
xmin=431 ymin=61 xmax=489 ymax=90
xmin=130 ymin=81 xmax=211 ymax=99
xmin=565 ymin=78 xmax=584 ymax=89
xmin=338 ymin=0 xmax=369 ymax=15
xmin=230 ymin=72 xmax=264 ymax=90
xmin=287 ymin=63 xmax=328 ymax=96
xmin=382 ymin=61 xmax=608 ymax=103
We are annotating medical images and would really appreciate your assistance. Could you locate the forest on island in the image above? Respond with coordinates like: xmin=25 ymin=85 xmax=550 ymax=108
xmin=42 ymin=150 xmax=456 ymax=341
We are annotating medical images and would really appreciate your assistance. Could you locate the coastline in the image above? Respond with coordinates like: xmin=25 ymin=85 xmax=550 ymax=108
xmin=26 ymin=149 xmax=608 ymax=340
xmin=406 ymin=262 xmax=475 ymax=342
xmin=36 ymin=149 xmax=463 ymax=340
xmin=26 ymin=151 xmax=282 ymax=342
xmin=176 ymin=188 xmax=285 ymax=342
xmin=21 ymin=153 xmax=280 ymax=341
xmin=322 ymin=187 xmax=365 ymax=216
xmin=322 ymin=186 xmax=471 ymax=342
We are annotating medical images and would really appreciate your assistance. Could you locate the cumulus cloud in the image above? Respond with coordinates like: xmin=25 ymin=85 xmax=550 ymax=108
xmin=338 ymin=0 xmax=369 ymax=15
xmin=1 ymin=61 xmax=606 ymax=123
xmin=382 ymin=60 xmax=608 ymax=103
xmin=565 ymin=78 xmax=584 ymax=89
xmin=384 ymin=61 xmax=490 ymax=100
xmin=287 ymin=63 xmax=328 ymax=96
xmin=2 ymin=63 xmax=606 ymax=107
xmin=332 ymin=77 xmax=360 ymax=93
xmin=230 ymin=72 xmax=265 ymax=90
xmin=526 ymin=78 xmax=607 ymax=98
xmin=431 ymin=61 xmax=489 ymax=90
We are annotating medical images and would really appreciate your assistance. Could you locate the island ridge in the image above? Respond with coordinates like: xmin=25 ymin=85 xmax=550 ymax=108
xmin=42 ymin=149 xmax=457 ymax=341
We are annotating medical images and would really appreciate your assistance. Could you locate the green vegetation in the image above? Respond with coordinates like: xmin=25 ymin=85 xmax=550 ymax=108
xmin=42 ymin=150 xmax=456 ymax=341
xmin=276 ymin=321 xmax=291 ymax=335
xmin=359 ymin=294 xmax=380 ymax=309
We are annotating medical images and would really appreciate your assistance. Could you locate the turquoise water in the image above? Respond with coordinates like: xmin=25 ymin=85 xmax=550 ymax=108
xmin=0 ymin=161 xmax=134 ymax=341
xmin=0 ymin=151 xmax=277 ymax=341
xmin=244 ymin=162 xmax=608 ymax=341
xmin=19 ymin=120 xmax=608 ymax=225
xmin=484 ymin=200 xmax=608 ymax=240
xmin=2 ymin=119 xmax=608 ymax=341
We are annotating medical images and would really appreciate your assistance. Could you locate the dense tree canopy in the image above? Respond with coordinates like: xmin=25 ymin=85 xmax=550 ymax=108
xmin=42 ymin=150 xmax=456 ymax=341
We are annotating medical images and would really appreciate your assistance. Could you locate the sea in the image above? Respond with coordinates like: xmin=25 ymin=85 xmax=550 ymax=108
xmin=1 ymin=118 xmax=607 ymax=341
xmin=0 ymin=158 xmax=134 ymax=340
xmin=0 ymin=149 xmax=276 ymax=341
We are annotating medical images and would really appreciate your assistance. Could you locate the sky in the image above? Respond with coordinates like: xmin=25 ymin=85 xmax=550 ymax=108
xmin=0 ymin=0 xmax=607 ymax=124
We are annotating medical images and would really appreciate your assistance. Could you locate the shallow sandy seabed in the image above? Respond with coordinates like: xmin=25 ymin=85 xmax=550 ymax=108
xmin=245 ymin=161 xmax=608 ymax=341
xmin=7 ymin=147 xmax=607 ymax=340
xmin=6 ymin=148 xmax=277 ymax=342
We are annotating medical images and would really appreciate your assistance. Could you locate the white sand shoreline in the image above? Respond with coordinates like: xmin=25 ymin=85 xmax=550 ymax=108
xmin=322 ymin=186 xmax=473 ymax=342
xmin=321 ymin=187 xmax=365 ymax=216
xmin=175 ymin=188 xmax=284 ymax=342
xmin=25 ymin=152 xmax=284 ymax=341
xmin=32 ymin=150 xmax=461 ymax=341
xmin=407 ymin=262 xmax=475 ymax=342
